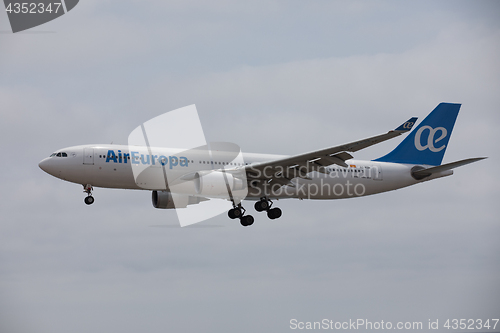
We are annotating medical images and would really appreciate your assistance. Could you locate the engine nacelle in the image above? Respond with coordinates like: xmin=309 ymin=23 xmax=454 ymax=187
xmin=194 ymin=171 xmax=246 ymax=198
xmin=152 ymin=191 xmax=210 ymax=209
xmin=152 ymin=190 xmax=176 ymax=209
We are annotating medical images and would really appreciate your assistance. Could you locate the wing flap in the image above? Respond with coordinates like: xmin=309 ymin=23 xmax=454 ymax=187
xmin=314 ymin=152 xmax=354 ymax=167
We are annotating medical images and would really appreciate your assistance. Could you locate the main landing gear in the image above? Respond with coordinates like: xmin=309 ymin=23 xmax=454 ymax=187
xmin=83 ymin=184 xmax=94 ymax=205
xmin=254 ymin=198 xmax=282 ymax=220
xmin=228 ymin=198 xmax=282 ymax=227
xmin=228 ymin=204 xmax=254 ymax=227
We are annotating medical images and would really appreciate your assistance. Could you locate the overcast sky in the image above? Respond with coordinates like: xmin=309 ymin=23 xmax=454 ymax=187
xmin=0 ymin=1 xmax=499 ymax=332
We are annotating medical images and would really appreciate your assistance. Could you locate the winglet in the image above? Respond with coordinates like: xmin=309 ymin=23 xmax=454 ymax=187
xmin=394 ymin=117 xmax=418 ymax=132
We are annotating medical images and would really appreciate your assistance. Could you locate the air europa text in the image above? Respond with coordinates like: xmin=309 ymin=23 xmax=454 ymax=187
xmin=105 ymin=150 xmax=189 ymax=169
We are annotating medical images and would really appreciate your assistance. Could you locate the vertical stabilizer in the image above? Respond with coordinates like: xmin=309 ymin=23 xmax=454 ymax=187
xmin=374 ymin=103 xmax=460 ymax=166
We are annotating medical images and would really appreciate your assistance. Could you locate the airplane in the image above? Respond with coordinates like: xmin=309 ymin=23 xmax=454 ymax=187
xmin=39 ymin=103 xmax=486 ymax=226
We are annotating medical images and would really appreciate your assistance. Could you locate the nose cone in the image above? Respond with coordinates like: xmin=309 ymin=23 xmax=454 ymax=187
xmin=39 ymin=158 xmax=48 ymax=172
xmin=39 ymin=158 xmax=55 ymax=176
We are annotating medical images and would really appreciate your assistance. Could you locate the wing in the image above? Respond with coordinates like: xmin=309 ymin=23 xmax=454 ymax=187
xmin=243 ymin=117 xmax=418 ymax=186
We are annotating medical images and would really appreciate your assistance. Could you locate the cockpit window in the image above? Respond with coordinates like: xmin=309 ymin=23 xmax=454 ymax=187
xmin=61 ymin=152 xmax=67 ymax=157
xmin=56 ymin=153 xmax=62 ymax=157
xmin=50 ymin=153 xmax=56 ymax=157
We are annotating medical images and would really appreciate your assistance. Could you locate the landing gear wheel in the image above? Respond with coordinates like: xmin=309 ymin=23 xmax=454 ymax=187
xmin=254 ymin=200 xmax=269 ymax=212
xmin=267 ymin=207 xmax=282 ymax=219
xmin=228 ymin=208 xmax=243 ymax=219
xmin=83 ymin=184 xmax=94 ymax=205
xmin=240 ymin=215 xmax=254 ymax=227
xmin=84 ymin=196 xmax=95 ymax=205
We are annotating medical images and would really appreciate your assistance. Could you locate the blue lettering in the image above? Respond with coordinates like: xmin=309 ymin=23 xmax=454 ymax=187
xmin=106 ymin=150 xmax=118 ymax=163
xmin=169 ymin=156 xmax=178 ymax=169
xmin=131 ymin=151 xmax=139 ymax=164
xmin=115 ymin=151 xmax=188 ymax=167
xmin=141 ymin=154 xmax=150 ymax=165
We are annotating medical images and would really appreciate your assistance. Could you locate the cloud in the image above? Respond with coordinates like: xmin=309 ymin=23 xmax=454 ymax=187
xmin=0 ymin=1 xmax=499 ymax=332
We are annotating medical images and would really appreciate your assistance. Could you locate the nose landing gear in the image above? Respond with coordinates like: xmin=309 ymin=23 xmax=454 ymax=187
xmin=83 ymin=184 xmax=94 ymax=205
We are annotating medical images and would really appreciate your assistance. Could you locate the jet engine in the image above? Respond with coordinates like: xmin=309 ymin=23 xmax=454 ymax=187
xmin=152 ymin=190 xmax=176 ymax=209
xmin=193 ymin=171 xmax=246 ymax=197
xmin=152 ymin=191 xmax=209 ymax=209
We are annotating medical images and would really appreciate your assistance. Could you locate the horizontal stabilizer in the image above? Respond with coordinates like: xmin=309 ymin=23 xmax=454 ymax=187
xmin=411 ymin=157 xmax=487 ymax=180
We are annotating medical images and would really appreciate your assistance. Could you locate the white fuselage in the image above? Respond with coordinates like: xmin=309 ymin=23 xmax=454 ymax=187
xmin=38 ymin=144 xmax=452 ymax=201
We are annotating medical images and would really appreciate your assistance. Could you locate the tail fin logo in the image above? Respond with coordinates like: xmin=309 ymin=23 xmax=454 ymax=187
xmin=414 ymin=126 xmax=448 ymax=152
xmin=403 ymin=121 xmax=415 ymax=129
